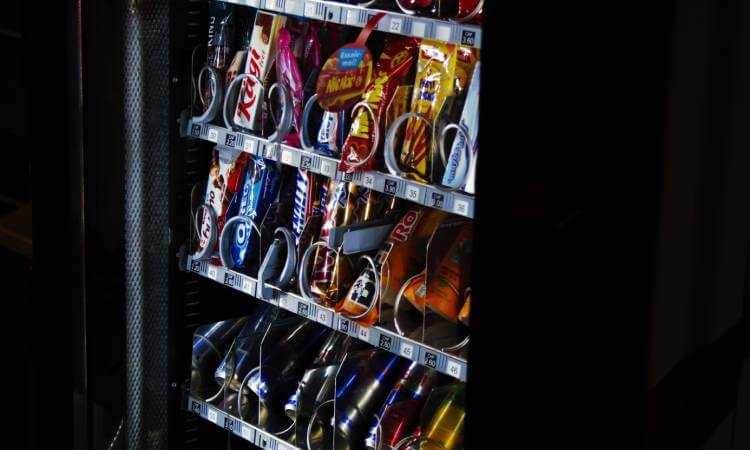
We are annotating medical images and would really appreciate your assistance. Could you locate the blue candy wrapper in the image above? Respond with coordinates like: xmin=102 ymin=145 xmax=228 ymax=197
xmin=231 ymin=156 xmax=281 ymax=269
xmin=315 ymin=110 xmax=345 ymax=157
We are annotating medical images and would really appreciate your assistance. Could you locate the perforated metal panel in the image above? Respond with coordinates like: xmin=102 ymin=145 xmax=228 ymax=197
xmin=122 ymin=1 xmax=172 ymax=449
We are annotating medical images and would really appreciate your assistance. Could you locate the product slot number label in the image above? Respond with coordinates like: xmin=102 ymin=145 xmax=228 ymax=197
xmin=435 ymin=24 xmax=452 ymax=42
xmin=405 ymin=184 xmax=422 ymax=202
xmin=241 ymin=278 xmax=255 ymax=295
xmin=346 ymin=9 xmax=361 ymax=26
xmin=411 ymin=21 xmax=427 ymax=37
xmin=207 ymin=128 xmax=219 ymax=143
xmin=363 ymin=173 xmax=376 ymax=189
xmin=243 ymin=137 xmax=257 ymax=153
xmin=207 ymin=266 xmax=218 ymax=281
xmin=320 ymin=160 xmax=336 ymax=178
xmin=317 ymin=308 xmax=333 ymax=327
xmin=399 ymin=342 xmax=416 ymax=360
xmin=453 ymin=198 xmax=470 ymax=216
xmin=240 ymin=424 xmax=254 ymax=441
xmin=358 ymin=326 xmax=371 ymax=342
xmin=446 ymin=359 xmax=463 ymax=379
xmin=304 ymin=2 xmax=323 ymax=19
xmin=284 ymin=0 xmax=298 ymax=13
xmin=207 ymin=408 xmax=218 ymax=424
xmin=389 ymin=18 xmax=403 ymax=33
xmin=281 ymin=149 xmax=294 ymax=165
xmin=265 ymin=0 xmax=284 ymax=11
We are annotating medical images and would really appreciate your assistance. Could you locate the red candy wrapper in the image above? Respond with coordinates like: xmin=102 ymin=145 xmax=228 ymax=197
xmin=339 ymin=36 xmax=419 ymax=174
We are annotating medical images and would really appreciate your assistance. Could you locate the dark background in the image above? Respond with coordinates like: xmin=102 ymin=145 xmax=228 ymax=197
xmin=1 ymin=0 xmax=747 ymax=449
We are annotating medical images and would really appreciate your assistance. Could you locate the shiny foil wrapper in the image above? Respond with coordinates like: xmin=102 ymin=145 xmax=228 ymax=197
xmin=340 ymin=36 xmax=419 ymax=174
xmin=197 ymin=148 xmax=248 ymax=260
xmin=310 ymin=180 xmax=352 ymax=306
xmin=400 ymin=40 xmax=458 ymax=183
xmin=337 ymin=208 xmax=447 ymax=325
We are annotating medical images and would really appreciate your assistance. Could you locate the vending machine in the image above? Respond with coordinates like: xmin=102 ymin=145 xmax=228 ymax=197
xmin=90 ymin=1 xmax=485 ymax=449
xmin=63 ymin=1 xmax=750 ymax=449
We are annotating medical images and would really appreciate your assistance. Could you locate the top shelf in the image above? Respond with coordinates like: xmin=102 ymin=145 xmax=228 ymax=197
xmin=220 ymin=0 xmax=482 ymax=48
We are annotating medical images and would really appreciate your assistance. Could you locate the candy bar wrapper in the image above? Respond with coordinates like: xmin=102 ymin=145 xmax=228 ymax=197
xmin=233 ymin=12 xmax=286 ymax=131
xmin=340 ymin=36 xmax=419 ymax=174
xmin=225 ymin=50 xmax=247 ymax=85
xmin=400 ymin=40 xmax=458 ymax=183
xmin=198 ymin=147 xmax=249 ymax=259
xmin=292 ymin=169 xmax=326 ymax=245
xmin=310 ymin=180 xmax=350 ymax=305
xmin=276 ymin=28 xmax=305 ymax=147
xmin=336 ymin=208 xmax=447 ymax=326
xmin=285 ymin=19 xmax=311 ymax=62
xmin=230 ymin=156 xmax=281 ymax=269
xmin=302 ymin=25 xmax=321 ymax=89
xmin=441 ymin=61 xmax=480 ymax=193
xmin=454 ymin=46 xmax=479 ymax=93
xmin=315 ymin=110 xmax=346 ymax=157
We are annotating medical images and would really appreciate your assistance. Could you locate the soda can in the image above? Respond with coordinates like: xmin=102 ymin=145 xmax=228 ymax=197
xmin=365 ymin=362 xmax=439 ymax=448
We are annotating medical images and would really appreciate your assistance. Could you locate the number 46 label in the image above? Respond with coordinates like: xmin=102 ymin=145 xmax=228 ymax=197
xmin=446 ymin=359 xmax=463 ymax=379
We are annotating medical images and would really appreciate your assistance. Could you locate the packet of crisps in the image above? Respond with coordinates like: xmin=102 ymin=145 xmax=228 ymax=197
xmin=399 ymin=40 xmax=458 ymax=183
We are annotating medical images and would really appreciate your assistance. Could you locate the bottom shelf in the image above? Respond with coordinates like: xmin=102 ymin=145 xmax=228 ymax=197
xmin=187 ymin=395 xmax=299 ymax=450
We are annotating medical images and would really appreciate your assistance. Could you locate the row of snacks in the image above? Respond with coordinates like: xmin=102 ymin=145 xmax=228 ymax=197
xmin=194 ymin=2 xmax=479 ymax=193
xmin=192 ymin=152 xmax=471 ymax=355
xmin=191 ymin=306 xmax=465 ymax=449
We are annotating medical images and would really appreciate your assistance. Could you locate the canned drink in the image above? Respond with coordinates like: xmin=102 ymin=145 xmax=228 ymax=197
xmin=365 ymin=362 xmax=439 ymax=448
xmin=191 ymin=317 xmax=249 ymax=400
xmin=420 ymin=384 xmax=465 ymax=450
xmin=334 ymin=349 xmax=410 ymax=444
xmin=284 ymin=333 xmax=357 ymax=420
